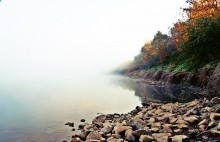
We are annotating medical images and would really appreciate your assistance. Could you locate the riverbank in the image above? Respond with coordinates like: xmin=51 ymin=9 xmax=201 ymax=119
xmin=69 ymin=97 xmax=220 ymax=142
xmin=116 ymin=62 xmax=220 ymax=95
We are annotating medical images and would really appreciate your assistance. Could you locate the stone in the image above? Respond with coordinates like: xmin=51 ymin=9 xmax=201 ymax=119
xmin=208 ymin=121 xmax=216 ymax=128
xmin=198 ymin=119 xmax=208 ymax=125
xmin=65 ymin=122 xmax=74 ymax=127
xmin=84 ymin=123 xmax=94 ymax=131
xmin=211 ymin=97 xmax=220 ymax=103
xmin=149 ymin=127 xmax=159 ymax=133
xmin=217 ymin=122 xmax=220 ymax=130
xmin=101 ymin=123 xmax=113 ymax=134
xmin=210 ymin=129 xmax=220 ymax=135
xmin=199 ymin=125 xmax=206 ymax=131
xmin=100 ymin=137 xmax=106 ymax=142
xmin=113 ymin=126 xmax=132 ymax=135
xmin=170 ymin=117 xmax=178 ymax=124
xmin=125 ymin=129 xmax=136 ymax=142
xmin=111 ymin=134 xmax=121 ymax=139
xmin=93 ymin=115 xmax=106 ymax=127
xmin=71 ymin=137 xmax=82 ymax=142
xmin=171 ymin=135 xmax=190 ymax=142
xmin=189 ymin=129 xmax=199 ymax=136
xmin=184 ymin=116 xmax=199 ymax=124
xmin=139 ymin=135 xmax=154 ymax=142
xmin=155 ymin=109 xmax=163 ymax=115
xmin=107 ymin=137 xmax=123 ymax=142
xmin=76 ymin=131 xmax=91 ymax=141
xmin=161 ymin=124 xmax=172 ymax=133
xmin=80 ymin=119 xmax=86 ymax=122
xmin=152 ymin=133 xmax=171 ymax=142
xmin=178 ymin=124 xmax=189 ymax=130
xmin=86 ymin=131 xmax=102 ymax=140
xmin=148 ymin=118 xmax=155 ymax=123
xmin=176 ymin=119 xmax=187 ymax=124
xmin=142 ymin=102 xmax=150 ymax=107
xmin=136 ymin=106 xmax=142 ymax=111
xmin=174 ymin=129 xmax=182 ymax=133
xmin=210 ymin=113 xmax=220 ymax=121
xmin=127 ymin=119 xmax=146 ymax=130
xmin=132 ymin=129 xmax=151 ymax=137
xmin=86 ymin=139 xmax=101 ymax=142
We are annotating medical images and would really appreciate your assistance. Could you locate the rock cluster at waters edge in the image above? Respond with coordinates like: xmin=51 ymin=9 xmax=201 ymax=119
xmin=67 ymin=97 xmax=220 ymax=142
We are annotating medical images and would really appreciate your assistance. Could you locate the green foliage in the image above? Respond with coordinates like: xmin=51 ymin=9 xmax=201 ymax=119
xmin=182 ymin=16 xmax=220 ymax=65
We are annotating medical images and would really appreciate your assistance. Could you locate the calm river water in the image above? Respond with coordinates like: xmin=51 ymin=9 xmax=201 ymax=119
xmin=0 ymin=74 xmax=200 ymax=142
xmin=0 ymin=74 xmax=141 ymax=142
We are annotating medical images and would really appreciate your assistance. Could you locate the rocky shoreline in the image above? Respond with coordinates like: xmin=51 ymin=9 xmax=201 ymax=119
xmin=68 ymin=97 xmax=220 ymax=142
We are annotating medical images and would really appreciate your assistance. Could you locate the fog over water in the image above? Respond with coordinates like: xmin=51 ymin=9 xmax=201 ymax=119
xmin=0 ymin=0 xmax=185 ymax=82
xmin=0 ymin=0 xmax=186 ymax=141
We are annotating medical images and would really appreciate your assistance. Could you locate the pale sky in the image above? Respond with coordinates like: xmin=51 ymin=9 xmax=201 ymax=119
xmin=0 ymin=0 xmax=185 ymax=81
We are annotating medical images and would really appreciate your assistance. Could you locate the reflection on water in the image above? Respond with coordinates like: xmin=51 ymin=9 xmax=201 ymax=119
xmin=113 ymin=75 xmax=203 ymax=103
xmin=0 ymin=74 xmax=202 ymax=142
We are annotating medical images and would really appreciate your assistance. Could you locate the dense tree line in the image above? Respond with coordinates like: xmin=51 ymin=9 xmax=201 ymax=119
xmin=133 ymin=0 xmax=220 ymax=72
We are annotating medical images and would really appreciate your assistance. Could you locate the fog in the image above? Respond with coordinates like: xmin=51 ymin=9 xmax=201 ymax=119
xmin=0 ymin=0 xmax=185 ymax=82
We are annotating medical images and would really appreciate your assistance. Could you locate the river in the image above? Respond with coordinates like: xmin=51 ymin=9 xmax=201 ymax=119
xmin=0 ymin=74 xmax=141 ymax=142
xmin=0 ymin=73 xmax=203 ymax=142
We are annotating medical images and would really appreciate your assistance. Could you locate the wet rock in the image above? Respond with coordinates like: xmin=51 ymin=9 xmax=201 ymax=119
xmin=65 ymin=122 xmax=74 ymax=127
xmin=80 ymin=119 xmax=86 ymax=122
xmin=139 ymin=135 xmax=154 ymax=142
xmin=84 ymin=123 xmax=94 ymax=131
xmin=71 ymin=137 xmax=82 ymax=142
xmin=112 ymin=126 xmax=132 ymax=135
xmin=136 ymin=106 xmax=142 ymax=112
xmin=171 ymin=135 xmax=190 ymax=142
xmin=75 ymin=131 xmax=91 ymax=141
xmin=86 ymin=131 xmax=102 ymax=140
xmin=141 ymin=102 xmax=150 ymax=107
xmin=125 ymin=129 xmax=136 ymax=141
xmin=78 ymin=124 xmax=85 ymax=129
xmin=92 ymin=115 xmax=106 ymax=127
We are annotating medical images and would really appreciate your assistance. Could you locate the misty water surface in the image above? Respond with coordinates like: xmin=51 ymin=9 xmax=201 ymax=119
xmin=0 ymin=73 xmax=202 ymax=142
xmin=0 ymin=74 xmax=141 ymax=142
